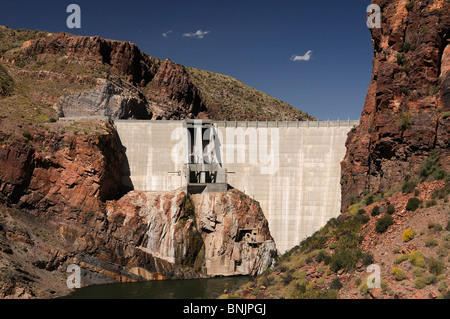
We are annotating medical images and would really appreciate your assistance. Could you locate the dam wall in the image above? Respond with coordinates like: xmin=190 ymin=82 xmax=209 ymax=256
xmin=115 ymin=120 xmax=358 ymax=253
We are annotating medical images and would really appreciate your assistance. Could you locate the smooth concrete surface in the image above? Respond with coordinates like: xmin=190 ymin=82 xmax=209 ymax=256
xmin=115 ymin=120 xmax=358 ymax=253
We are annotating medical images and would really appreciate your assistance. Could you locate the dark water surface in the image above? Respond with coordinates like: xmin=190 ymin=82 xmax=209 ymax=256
xmin=63 ymin=276 xmax=252 ymax=299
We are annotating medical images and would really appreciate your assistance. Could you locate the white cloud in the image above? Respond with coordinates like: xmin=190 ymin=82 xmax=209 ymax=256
xmin=162 ymin=30 xmax=172 ymax=38
xmin=183 ymin=29 xmax=210 ymax=39
xmin=290 ymin=50 xmax=313 ymax=62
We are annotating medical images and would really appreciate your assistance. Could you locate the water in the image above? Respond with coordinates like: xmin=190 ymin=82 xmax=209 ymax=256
xmin=63 ymin=276 xmax=252 ymax=299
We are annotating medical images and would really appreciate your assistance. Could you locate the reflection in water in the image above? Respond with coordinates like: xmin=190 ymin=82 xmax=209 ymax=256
xmin=63 ymin=276 xmax=252 ymax=299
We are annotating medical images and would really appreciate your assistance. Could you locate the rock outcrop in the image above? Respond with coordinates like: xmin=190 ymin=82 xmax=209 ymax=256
xmin=341 ymin=0 xmax=449 ymax=209
xmin=57 ymin=79 xmax=151 ymax=119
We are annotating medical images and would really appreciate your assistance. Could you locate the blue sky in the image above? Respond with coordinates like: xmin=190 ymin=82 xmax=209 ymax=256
xmin=1 ymin=0 xmax=374 ymax=120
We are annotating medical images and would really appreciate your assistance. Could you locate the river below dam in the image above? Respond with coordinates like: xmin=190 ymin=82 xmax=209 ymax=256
xmin=63 ymin=276 xmax=252 ymax=299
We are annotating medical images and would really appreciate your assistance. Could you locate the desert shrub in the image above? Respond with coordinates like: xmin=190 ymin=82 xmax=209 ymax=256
xmin=405 ymin=2 xmax=414 ymax=11
xmin=329 ymin=248 xmax=360 ymax=273
xmin=402 ymin=180 xmax=417 ymax=193
xmin=22 ymin=131 xmax=33 ymax=140
xmin=402 ymin=229 xmax=415 ymax=242
xmin=426 ymin=200 xmax=438 ymax=208
xmin=425 ymin=238 xmax=439 ymax=247
xmin=360 ymin=253 xmax=374 ymax=266
xmin=329 ymin=277 xmax=343 ymax=290
xmin=375 ymin=215 xmax=394 ymax=233
xmin=396 ymin=53 xmax=407 ymax=66
xmin=428 ymin=257 xmax=445 ymax=275
xmin=316 ymin=250 xmax=331 ymax=265
xmin=424 ymin=274 xmax=437 ymax=285
xmin=391 ymin=267 xmax=407 ymax=281
xmin=412 ymin=267 xmax=424 ymax=277
xmin=413 ymin=276 xmax=427 ymax=289
xmin=446 ymin=220 xmax=450 ymax=231
xmin=0 ymin=63 xmax=14 ymax=96
xmin=365 ymin=195 xmax=374 ymax=206
xmin=371 ymin=206 xmax=380 ymax=216
xmin=438 ymin=281 xmax=448 ymax=293
xmin=406 ymin=197 xmax=421 ymax=211
xmin=395 ymin=254 xmax=409 ymax=264
xmin=386 ymin=204 xmax=395 ymax=215
xmin=359 ymin=283 xmax=369 ymax=295
xmin=409 ymin=251 xmax=426 ymax=268
xmin=419 ymin=150 xmax=446 ymax=181
xmin=353 ymin=213 xmax=370 ymax=225
xmin=49 ymin=117 xmax=57 ymax=123
xmin=398 ymin=111 xmax=412 ymax=129
xmin=282 ymin=272 xmax=293 ymax=285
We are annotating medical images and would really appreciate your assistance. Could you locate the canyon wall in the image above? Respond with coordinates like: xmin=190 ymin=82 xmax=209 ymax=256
xmin=341 ymin=0 xmax=449 ymax=209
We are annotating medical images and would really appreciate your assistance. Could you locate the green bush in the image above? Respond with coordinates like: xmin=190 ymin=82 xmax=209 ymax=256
xmin=22 ymin=131 xmax=33 ymax=140
xmin=419 ymin=150 xmax=447 ymax=181
xmin=402 ymin=180 xmax=417 ymax=193
xmin=409 ymin=251 xmax=426 ymax=268
xmin=375 ymin=215 xmax=394 ymax=233
xmin=329 ymin=247 xmax=360 ymax=273
xmin=386 ymin=204 xmax=395 ymax=215
xmin=371 ymin=206 xmax=380 ymax=216
xmin=354 ymin=213 xmax=370 ymax=225
xmin=425 ymin=238 xmax=439 ymax=247
xmin=395 ymin=254 xmax=409 ymax=264
xmin=405 ymin=2 xmax=414 ymax=11
xmin=391 ymin=267 xmax=407 ymax=281
xmin=413 ymin=276 xmax=427 ymax=289
xmin=316 ymin=250 xmax=331 ymax=265
xmin=360 ymin=253 xmax=374 ymax=266
xmin=365 ymin=195 xmax=374 ymax=206
xmin=406 ymin=197 xmax=421 ymax=211
xmin=398 ymin=111 xmax=412 ymax=130
xmin=329 ymin=277 xmax=343 ymax=290
xmin=396 ymin=53 xmax=407 ymax=66
xmin=0 ymin=63 xmax=14 ymax=96
xmin=428 ymin=257 xmax=445 ymax=275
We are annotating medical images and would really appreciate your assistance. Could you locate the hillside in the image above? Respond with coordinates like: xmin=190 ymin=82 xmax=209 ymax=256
xmin=0 ymin=26 xmax=314 ymax=124
xmin=221 ymin=168 xmax=450 ymax=299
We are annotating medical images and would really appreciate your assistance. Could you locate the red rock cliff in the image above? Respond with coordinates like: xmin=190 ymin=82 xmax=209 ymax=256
xmin=341 ymin=0 xmax=449 ymax=209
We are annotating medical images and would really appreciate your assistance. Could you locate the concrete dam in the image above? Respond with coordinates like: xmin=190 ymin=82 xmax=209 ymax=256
xmin=115 ymin=119 xmax=358 ymax=253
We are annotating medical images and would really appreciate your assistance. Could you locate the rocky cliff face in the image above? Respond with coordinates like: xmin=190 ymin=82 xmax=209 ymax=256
xmin=341 ymin=0 xmax=449 ymax=209
xmin=0 ymin=120 xmax=276 ymax=298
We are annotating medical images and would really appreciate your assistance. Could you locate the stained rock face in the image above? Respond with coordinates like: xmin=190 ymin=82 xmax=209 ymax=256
xmin=57 ymin=79 xmax=151 ymax=119
xmin=194 ymin=189 xmax=277 ymax=276
xmin=341 ymin=0 xmax=449 ymax=210
xmin=107 ymin=189 xmax=277 ymax=277
xmin=146 ymin=59 xmax=208 ymax=120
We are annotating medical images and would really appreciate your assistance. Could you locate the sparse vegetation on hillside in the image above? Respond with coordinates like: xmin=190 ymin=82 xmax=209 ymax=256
xmin=221 ymin=159 xmax=450 ymax=299
xmin=0 ymin=26 xmax=48 ymax=56
xmin=186 ymin=67 xmax=315 ymax=121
